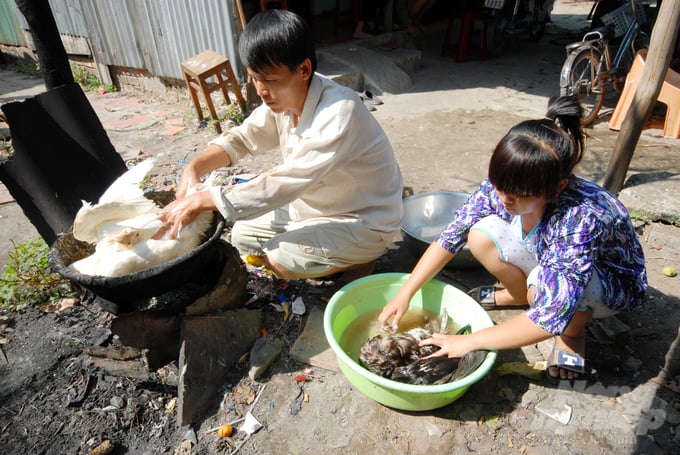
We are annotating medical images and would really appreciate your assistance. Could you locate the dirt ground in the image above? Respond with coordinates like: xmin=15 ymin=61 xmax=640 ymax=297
xmin=1 ymin=1 xmax=680 ymax=454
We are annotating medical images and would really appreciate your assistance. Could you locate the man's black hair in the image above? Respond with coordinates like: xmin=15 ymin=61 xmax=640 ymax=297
xmin=239 ymin=9 xmax=317 ymax=74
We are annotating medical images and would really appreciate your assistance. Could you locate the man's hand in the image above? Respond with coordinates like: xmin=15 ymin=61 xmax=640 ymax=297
xmin=175 ymin=165 xmax=201 ymax=200
xmin=154 ymin=191 xmax=215 ymax=239
xmin=175 ymin=143 xmax=232 ymax=199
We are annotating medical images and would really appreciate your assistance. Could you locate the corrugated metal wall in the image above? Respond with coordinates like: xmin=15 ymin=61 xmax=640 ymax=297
xmin=80 ymin=0 xmax=241 ymax=81
xmin=2 ymin=0 xmax=242 ymax=82
xmin=0 ymin=0 xmax=25 ymax=46
xmin=49 ymin=0 xmax=90 ymax=36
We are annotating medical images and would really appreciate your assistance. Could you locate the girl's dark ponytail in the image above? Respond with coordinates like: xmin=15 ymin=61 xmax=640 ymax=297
xmin=489 ymin=95 xmax=586 ymax=199
xmin=545 ymin=96 xmax=584 ymax=168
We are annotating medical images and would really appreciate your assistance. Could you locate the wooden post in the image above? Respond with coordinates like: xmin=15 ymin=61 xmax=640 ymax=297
xmin=14 ymin=0 xmax=74 ymax=89
xmin=601 ymin=1 xmax=680 ymax=195
xmin=234 ymin=0 xmax=247 ymax=30
xmin=233 ymin=0 xmax=259 ymax=114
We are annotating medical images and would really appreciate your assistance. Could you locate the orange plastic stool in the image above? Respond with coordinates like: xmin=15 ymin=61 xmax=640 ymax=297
xmin=609 ymin=49 xmax=680 ymax=139
xmin=181 ymin=50 xmax=247 ymax=134
xmin=441 ymin=10 xmax=488 ymax=62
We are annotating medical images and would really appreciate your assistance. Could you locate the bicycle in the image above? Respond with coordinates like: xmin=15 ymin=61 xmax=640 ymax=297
xmin=559 ymin=0 xmax=650 ymax=126
xmin=485 ymin=0 xmax=550 ymax=57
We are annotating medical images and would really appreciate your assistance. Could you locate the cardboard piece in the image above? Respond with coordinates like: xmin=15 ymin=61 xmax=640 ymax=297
xmin=289 ymin=305 xmax=339 ymax=372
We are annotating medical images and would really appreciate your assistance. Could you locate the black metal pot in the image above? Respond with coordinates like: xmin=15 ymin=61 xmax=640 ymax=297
xmin=49 ymin=191 xmax=228 ymax=311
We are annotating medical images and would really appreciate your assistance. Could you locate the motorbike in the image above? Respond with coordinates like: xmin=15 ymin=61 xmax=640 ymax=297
xmin=484 ymin=0 xmax=551 ymax=57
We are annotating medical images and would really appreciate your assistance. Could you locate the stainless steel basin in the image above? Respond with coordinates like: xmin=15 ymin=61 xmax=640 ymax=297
xmin=401 ymin=191 xmax=480 ymax=269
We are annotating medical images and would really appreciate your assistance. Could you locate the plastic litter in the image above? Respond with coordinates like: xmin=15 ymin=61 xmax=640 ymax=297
xmin=290 ymin=385 xmax=304 ymax=415
xmin=226 ymin=173 xmax=258 ymax=185
xmin=270 ymin=301 xmax=291 ymax=321
xmin=181 ymin=428 xmax=197 ymax=445
xmin=535 ymin=402 xmax=572 ymax=425
xmin=239 ymin=412 xmax=263 ymax=435
xmin=291 ymin=296 xmax=306 ymax=315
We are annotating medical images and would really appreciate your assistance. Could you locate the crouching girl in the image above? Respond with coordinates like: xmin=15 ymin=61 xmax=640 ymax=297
xmin=378 ymin=96 xmax=648 ymax=381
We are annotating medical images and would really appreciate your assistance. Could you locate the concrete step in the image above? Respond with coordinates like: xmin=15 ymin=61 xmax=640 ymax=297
xmin=317 ymin=31 xmax=422 ymax=95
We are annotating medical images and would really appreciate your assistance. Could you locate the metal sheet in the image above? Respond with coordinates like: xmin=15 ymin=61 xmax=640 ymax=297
xmin=80 ymin=0 xmax=242 ymax=81
xmin=4 ymin=0 xmax=243 ymax=83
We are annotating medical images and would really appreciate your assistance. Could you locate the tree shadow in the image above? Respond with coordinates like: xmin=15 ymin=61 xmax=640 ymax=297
xmin=623 ymin=171 xmax=679 ymax=189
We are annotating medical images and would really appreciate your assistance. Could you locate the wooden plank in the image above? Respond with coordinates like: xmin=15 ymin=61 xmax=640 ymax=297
xmin=90 ymin=357 xmax=150 ymax=379
xmin=185 ymin=242 xmax=248 ymax=316
xmin=111 ymin=312 xmax=181 ymax=349
xmin=289 ymin=305 xmax=340 ymax=372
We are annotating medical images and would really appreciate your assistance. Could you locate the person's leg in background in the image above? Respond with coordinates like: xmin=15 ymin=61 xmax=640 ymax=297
xmin=354 ymin=0 xmax=388 ymax=38
xmin=406 ymin=0 xmax=436 ymax=36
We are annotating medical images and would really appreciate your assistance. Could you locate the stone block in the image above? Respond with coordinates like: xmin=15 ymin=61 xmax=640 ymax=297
xmin=111 ymin=312 xmax=180 ymax=370
xmin=185 ymin=243 xmax=247 ymax=316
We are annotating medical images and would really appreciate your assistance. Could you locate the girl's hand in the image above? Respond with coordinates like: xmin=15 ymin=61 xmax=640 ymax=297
xmin=378 ymin=294 xmax=411 ymax=328
xmin=378 ymin=243 xmax=454 ymax=329
xmin=420 ymin=313 xmax=554 ymax=359
xmin=419 ymin=333 xmax=476 ymax=359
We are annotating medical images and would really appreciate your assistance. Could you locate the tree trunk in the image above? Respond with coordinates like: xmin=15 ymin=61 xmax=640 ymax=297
xmin=601 ymin=1 xmax=680 ymax=195
xmin=14 ymin=0 xmax=74 ymax=89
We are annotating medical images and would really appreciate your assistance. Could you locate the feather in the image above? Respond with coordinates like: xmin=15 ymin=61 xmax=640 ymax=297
xmin=68 ymin=158 xmax=215 ymax=278
xmin=73 ymin=159 xmax=159 ymax=244
xmin=98 ymin=158 xmax=156 ymax=203
xmin=73 ymin=200 xmax=162 ymax=244
xmin=359 ymin=314 xmax=486 ymax=385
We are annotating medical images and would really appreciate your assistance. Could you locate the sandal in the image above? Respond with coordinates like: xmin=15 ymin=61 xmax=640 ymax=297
xmin=359 ymin=90 xmax=383 ymax=106
xmin=545 ymin=337 xmax=586 ymax=384
xmin=362 ymin=101 xmax=377 ymax=112
xmin=467 ymin=285 xmax=528 ymax=310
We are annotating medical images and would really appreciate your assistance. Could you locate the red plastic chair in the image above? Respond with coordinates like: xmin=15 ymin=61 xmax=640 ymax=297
xmin=441 ymin=10 xmax=488 ymax=62
xmin=259 ymin=0 xmax=288 ymax=10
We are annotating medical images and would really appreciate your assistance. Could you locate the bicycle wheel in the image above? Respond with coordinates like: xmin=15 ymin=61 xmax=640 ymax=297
xmin=614 ymin=34 xmax=650 ymax=92
xmin=560 ymin=47 xmax=605 ymax=126
xmin=528 ymin=20 xmax=546 ymax=41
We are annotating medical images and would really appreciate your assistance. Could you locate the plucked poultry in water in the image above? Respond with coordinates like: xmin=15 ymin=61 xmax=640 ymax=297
xmin=359 ymin=312 xmax=487 ymax=385
xmin=68 ymin=158 xmax=214 ymax=277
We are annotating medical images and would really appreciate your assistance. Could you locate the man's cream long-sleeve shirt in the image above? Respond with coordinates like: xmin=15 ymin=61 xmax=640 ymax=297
xmin=207 ymin=73 xmax=403 ymax=242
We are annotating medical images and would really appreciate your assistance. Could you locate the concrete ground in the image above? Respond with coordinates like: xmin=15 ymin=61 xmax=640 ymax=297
xmin=1 ymin=1 xmax=678 ymax=258
xmin=1 ymin=1 xmax=679 ymax=453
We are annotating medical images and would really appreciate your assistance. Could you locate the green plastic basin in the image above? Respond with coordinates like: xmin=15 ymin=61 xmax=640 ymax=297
xmin=324 ymin=273 xmax=497 ymax=411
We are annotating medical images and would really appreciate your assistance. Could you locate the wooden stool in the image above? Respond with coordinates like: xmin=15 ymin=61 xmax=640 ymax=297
xmin=181 ymin=50 xmax=246 ymax=133
xmin=441 ymin=10 xmax=488 ymax=62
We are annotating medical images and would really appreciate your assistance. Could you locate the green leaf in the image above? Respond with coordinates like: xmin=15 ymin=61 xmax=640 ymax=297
xmin=1 ymin=237 xmax=70 ymax=308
